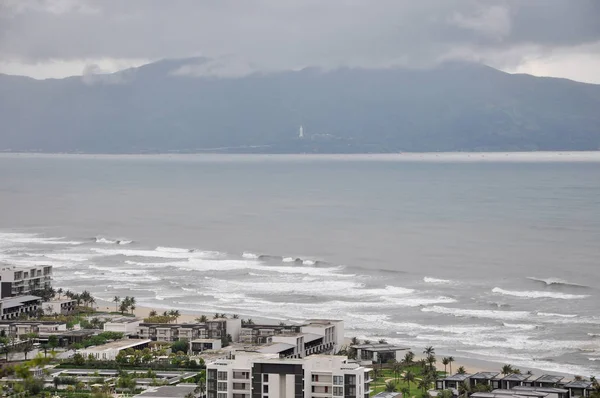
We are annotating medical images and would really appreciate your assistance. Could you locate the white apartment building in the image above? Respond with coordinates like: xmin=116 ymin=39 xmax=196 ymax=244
xmin=0 ymin=295 xmax=42 ymax=320
xmin=0 ymin=264 xmax=52 ymax=298
xmin=43 ymin=298 xmax=77 ymax=315
xmin=80 ymin=339 xmax=152 ymax=361
xmin=103 ymin=317 xmax=141 ymax=335
xmin=206 ymin=353 xmax=371 ymax=398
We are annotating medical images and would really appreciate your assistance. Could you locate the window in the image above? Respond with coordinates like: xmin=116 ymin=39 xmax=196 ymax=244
xmin=333 ymin=387 xmax=343 ymax=396
xmin=218 ymin=394 xmax=227 ymax=398
xmin=347 ymin=387 xmax=356 ymax=396
xmin=218 ymin=371 xmax=228 ymax=381
xmin=263 ymin=374 xmax=269 ymax=382
xmin=312 ymin=374 xmax=319 ymax=382
xmin=334 ymin=376 xmax=343 ymax=385
xmin=347 ymin=375 xmax=356 ymax=385
xmin=217 ymin=382 xmax=227 ymax=391
xmin=263 ymin=385 xmax=269 ymax=393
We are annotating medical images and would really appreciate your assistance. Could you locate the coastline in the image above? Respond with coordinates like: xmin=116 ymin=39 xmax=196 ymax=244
xmin=92 ymin=300 xmax=582 ymax=378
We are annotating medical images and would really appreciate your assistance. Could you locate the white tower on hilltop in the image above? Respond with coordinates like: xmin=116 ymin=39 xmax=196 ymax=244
xmin=299 ymin=125 xmax=304 ymax=139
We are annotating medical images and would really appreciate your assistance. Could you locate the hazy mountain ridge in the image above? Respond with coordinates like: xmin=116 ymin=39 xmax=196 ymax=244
xmin=1 ymin=60 xmax=600 ymax=153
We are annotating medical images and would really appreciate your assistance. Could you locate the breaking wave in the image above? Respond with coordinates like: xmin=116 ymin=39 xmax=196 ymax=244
xmin=242 ymin=252 xmax=259 ymax=259
xmin=421 ymin=306 xmax=532 ymax=321
xmin=424 ymin=277 xmax=452 ymax=284
xmin=527 ymin=277 xmax=588 ymax=288
xmin=95 ymin=237 xmax=132 ymax=245
xmin=492 ymin=287 xmax=589 ymax=299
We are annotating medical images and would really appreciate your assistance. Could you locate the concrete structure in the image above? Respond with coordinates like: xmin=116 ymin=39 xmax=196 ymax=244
xmin=0 ymin=264 xmax=52 ymax=298
xmin=80 ymin=339 xmax=151 ymax=361
xmin=350 ymin=343 xmax=409 ymax=363
xmin=133 ymin=384 xmax=197 ymax=398
xmin=563 ymin=380 xmax=593 ymax=398
xmin=436 ymin=374 xmax=472 ymax=390
xmin=512 ymin=386 xmax=569 ymax=398
xmin=533 ymin=376 xmax=565 ymax=388
xmin=500 ymin=374 xmax=533 ymax=390
xmin=206 ymin=353 xmax=371 ymax=398
xmin=240 ymin=324 xmax=302 ymax=345
xmin=470 ymin=372 xmax=500 ymax=389
xmin=0 ymin=295 xmax=42 ymax=320
xmin=104 ymin=317 xmax=141 ymax=335
xmin=373 ymin=393 xmax=402 ymax=398
xmin=191 ymin=338 xmax=222 ymax=354
xmin=138 ymin=318 xmax=241 ymax=343
xmin=43 ymin=298 xmax=77 ymax=315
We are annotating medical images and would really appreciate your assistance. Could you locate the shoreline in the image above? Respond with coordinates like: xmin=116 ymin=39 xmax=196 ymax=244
xmin=91 ymin=300 xmax=584 ymax=378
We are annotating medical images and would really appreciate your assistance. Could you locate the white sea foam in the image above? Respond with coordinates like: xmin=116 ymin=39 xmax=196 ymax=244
xmin=242 ymin=252 xmax=259 ymax=259
xmin=91 ymin=247 xmax=221 ymax=259
xmin=537 ymin=312 xmax=578 ymax=318
xmin=303 ymin=260 xmax=316 ymax=265
xmin=282 ymin=257 xmax=295 ymax=263
xmin=502 ymin=323 xmax=540 ymax=330
xmin=95 ymin=237 xmax=132 ymax=245
xmin=156 ymin=246 xmax=191 ymax=253
xmin=422 ymin=306 xmax=532 ymax=321
xmin=492 ymin=287 xmax=589 ymax=299
xmin=424 ymin=277 xmax=452 ymax=284
xmin=588 ymin=333 xmax=600 ymax=338
xmin=394 ymin=323 xmax=497 ymax=335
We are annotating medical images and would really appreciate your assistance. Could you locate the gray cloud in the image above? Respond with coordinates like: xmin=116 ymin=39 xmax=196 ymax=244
xmin=1 ymin=0 xmax=599 ymax=79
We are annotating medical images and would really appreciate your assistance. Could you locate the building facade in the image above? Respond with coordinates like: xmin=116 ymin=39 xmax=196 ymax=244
xmin=0 ymin=295 xmax=42 ymax=320
xmin=137 ymin=318 xmax=241 ymax=343
xmin=206 ymin=353 xmax=371 ymax=398
xmin=0 ymin=265 xmax=52 ymax=298
xmin=43 ymin=299 xmax=77 ymax=316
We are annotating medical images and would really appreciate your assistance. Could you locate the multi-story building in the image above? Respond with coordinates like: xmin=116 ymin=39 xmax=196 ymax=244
xmin=43 ymin=298 xmax=77 ymax=316
xmin=136 ymin=318 xmax=241 ymax=343
xmin=0 ymin=295 xmax=42 ymax=320
xmin=240 ymin=320 xmax=345 ymax=359
xmin=206 ymin=353 xmax=371 ymax=398
xmin=0 ymin=264 xmax=52 ymax=298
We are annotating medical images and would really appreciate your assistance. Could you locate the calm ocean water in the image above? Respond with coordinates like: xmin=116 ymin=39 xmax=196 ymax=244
xmin=1 ymin=153 xmax=599 ymax=375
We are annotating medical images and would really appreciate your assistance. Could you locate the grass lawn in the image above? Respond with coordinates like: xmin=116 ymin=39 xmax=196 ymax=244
xmin=369 ymin=365 xmax=447 ymax=397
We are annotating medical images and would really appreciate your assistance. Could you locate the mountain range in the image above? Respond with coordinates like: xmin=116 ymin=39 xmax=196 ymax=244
xmin=1 ymin=58 xmax=599 ymax=153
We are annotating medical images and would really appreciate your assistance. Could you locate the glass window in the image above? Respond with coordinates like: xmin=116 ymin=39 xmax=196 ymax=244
xmin=333 ymin=387 xmax=344 ymax=396
xmin=334 ymin=376 xmax=343 ymax=385
xmin=263 ymin=374 xmax=269 ymax=382
xmin=218 ymin=394 xmax=227 ymax=398
xmin=218 ymin=371 xmax=228 ymax=380
xmin=263 ymin=385 xmax=269 ymax=393
xmin=217 ymin=382 xmax=227 ymax=391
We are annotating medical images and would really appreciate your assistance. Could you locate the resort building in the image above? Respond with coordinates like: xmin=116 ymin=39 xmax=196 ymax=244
xmin=0 ymin=264 xmax=52 ymax=298
xmin=132 ymin=384 xmax=198 ymax=398
xmin=0 ymin=295 xmax=42 ymax=320
xmin=563 ymin=380 xmax=594 ymax=398
xmin=43 ymin=298 xmax=77 ymax=315
xmin=0 ymin=320 xmax=95 ymax=345
xmin=206 ymin=353 xmax=372 ymax=398
xmin=499 ymin=374 xmax=533 ymax=390
xmin=137 ymin=318 xmax=241 ymax=343
xmin=512 ymin=386 xmax=569 ymax=398
xmin=240 ymin=324 xmax=302 ymax=344
xmin=103 ymin=317 xmax=142 ymax=336
xmin=191 ymin=338 xmax=222 ymax=354
xmin=80 ymin=338 xmax=152 ymax=361
xmin=469 ymin=372 xmax=500 ymax=389
xmin=533 ymin=376 xmax=565 ymax=388
xmin=350 ymin=343 xmax=410 ymax=364
xmin=436 ymin=374 xmax=472 ymax=391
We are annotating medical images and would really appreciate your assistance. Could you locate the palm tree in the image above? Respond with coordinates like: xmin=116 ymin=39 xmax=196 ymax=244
xmin=423 ymin=346 xmax=435 ymax=356
xmin=57 ymin=288 xmax=63 ymax=299
xmin=403 ymin=370 xmax=416 ymax=391
xmin=113 ymin=296 xmax=121 ymax=312
xmin=427 ymin=354 xmax=437 ymax=372
xmin=196 ymin=315 xmax=208 ymax=323
xmin=351 ymin=336 xmax=360 ymax=345
xmin=129 ymin=297 xmax=136 ymax=314
xmin=149 ymin=310 xmax=157 ymax=317
xmin=172 ymin=310 xmax=180 ymax=323
xmin=439 ymin=390 xmax=453 ymax=398
xmin=404 ymin=351 xmax=415 ymax=365
xmin=501 ymin=364 xmax=514 ymax=376
xmin=232 ymin=314 xmax=239 ymax=319
xmin=392 ymin=361 xmax=402 ymax=383
xmin=385 ymin=381 xmax=397 ymax=392
xmin=442 ymin=357 xmax=450 ymax=375
xmin=401 ymin=386 xmax=411 ymax=398
xmin=457 ymin=366 xmax=466 ymax=374
xmin=448 ymin=356 xmax=455 ymax=375
xmin=378 ymin=339 xmax=387 ymax=344
xmin=458 ymin=381 xmax=471 ymax=398
xmin=213 ymin=313 xmax=220 ymax=319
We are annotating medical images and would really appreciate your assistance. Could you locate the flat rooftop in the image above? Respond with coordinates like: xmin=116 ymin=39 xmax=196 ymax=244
xmin=1 ymin=295 xmax=41 ymax=308
xmin=513 ymin=386 xmax=568 ymax=394
xmin=133 ymin=385 xmax=196 ymax=398
xmin=351 ymin=343 xmax=410 ymax=351
xmin=83 ymin=339 xmax=151 ymax=351
xmin=105 ymin=317 xmax=141 ymax=324
xmin=258 ymin=343 xmax=296 ymax=354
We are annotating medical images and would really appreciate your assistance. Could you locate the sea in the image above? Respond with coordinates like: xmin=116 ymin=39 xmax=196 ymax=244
xmin=0 ymin=152 xmax=599 ymax=376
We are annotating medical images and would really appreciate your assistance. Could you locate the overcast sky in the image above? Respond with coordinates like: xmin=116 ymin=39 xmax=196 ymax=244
xmin=1 ymin=0 xmax=599 ymax=83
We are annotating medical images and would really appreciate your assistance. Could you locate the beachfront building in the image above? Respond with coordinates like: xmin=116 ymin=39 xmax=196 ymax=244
xmin=436 ymin=374 xmax=472 ymax=391
xmin=43 ymin=298 xmax=77 ymax=315
xmin=564 ymin=380 xmax=594 ymax=398
xmin=0 ymin=320 xmax=95 ymax=346
xmin=470 ymin=372 xmax=500 ymax=389
xmin=534 ymin=376 xmax=565 ymax=388
xmin=191 ymin=338 xmax=222 ymax=354
xmin=240 ymin=324 xmax=302 ymax=344
xmin=500 ymin=374 xmax=533 ymax=390
xmin=80 ymin=338 xmax=152 ymax=361
xmin=0 ymin=295 xmax=42 ymax=320
xmin=103 ymin=317 xmax=142 ymax=336
xmin=512 ymin=386 xmax=569 ymax=398
xmin=350 ymin=343 xmax=410 ymax=364
xmin=137 ymin=318 xmax=241 ymax=343
xmin=0 ymin=264 xmax=52 ymax=298
xmin=206 ymin=353 xmax=372 ymax=398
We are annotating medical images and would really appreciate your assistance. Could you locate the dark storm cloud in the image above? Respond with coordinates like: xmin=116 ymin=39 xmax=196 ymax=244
xmin=1 ymin=0 xmax=599 ymax=72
